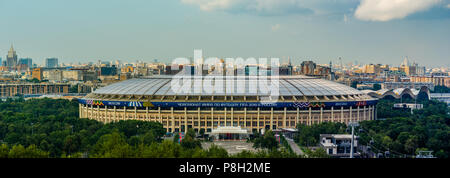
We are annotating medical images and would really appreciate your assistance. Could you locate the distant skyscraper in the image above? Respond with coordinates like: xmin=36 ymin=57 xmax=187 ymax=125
xmin=416 ymin=66 xmax=426 ymax=76
xmin=45 ymin=58 xmax=58 ymax=68
xmin=401 ymin=57 xmax=410 ymax=67
xmin=100 ymin=66 xmax=118 ymax=76
xmin=0 ymin=57 xmax=2 ymax=66
xmin=6 ymin=45 xmax=18 ymax=68
xmin=18 ymin=58 xmax=32 ymax=68
xmin=279 ymin=57 xmax=293 ymax=75
xmin=300 ymin=61 xmax=316 ymax=75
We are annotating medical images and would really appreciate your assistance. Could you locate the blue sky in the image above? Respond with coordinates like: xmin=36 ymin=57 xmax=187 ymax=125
xmin=1 ymin=0 xmax=449 ymax=67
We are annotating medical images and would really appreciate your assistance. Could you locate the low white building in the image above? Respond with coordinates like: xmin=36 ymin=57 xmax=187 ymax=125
xmin=382 ymin=82 xmax=434 ymax=90
xmin=430 ymin=93 xmax=450 ymax=107
xmin=393 ymin=103 xmax=423 ymax=110
xmin=320 ymin=134 xmax=360 ymax=158
xmin=210 ymin=126 xmax=249 ymax=141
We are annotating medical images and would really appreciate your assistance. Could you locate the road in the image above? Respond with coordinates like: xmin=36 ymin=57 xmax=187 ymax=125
xmin=285 ymin=137 xmax=304 ymax=156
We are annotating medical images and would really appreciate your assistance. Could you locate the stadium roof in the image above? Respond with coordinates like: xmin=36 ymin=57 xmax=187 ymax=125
xmin=362 ymin=86 xmax=431 ymax=100
xmin=91 ymin=75 xmax=365 ymax=98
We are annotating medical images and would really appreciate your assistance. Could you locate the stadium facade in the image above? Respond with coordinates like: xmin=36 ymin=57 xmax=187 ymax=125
xmin=78 ymin=76 xmax=378 ymax=133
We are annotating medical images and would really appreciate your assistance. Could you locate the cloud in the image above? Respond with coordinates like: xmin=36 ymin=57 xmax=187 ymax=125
xmin=181 ymin=0 xmax=449 ymax=20
xmin=181 ymin=0 xmax=314 ymax=16
xmin=271 ymin=24 xmax=281 ymax=31
xmin=181 ymin=0 xmax=234 ymax=11
xmin=354 ymin=0 xmax=442 ymax=21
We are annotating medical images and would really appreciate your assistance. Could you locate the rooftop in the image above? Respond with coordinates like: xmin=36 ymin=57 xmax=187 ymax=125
xmin=211 ymin=126 xmax=248 ymax=134
xmin=320 ymin=134 xmax=359 ymax=139
xmin=90 ymin=75 xmax=367 ymax=98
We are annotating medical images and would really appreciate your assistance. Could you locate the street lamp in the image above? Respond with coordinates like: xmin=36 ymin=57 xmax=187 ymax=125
xmin=136 ymin=125 xmax=139 ymax=137
xmin=31 ymin=122 xmax=34 ymax=135
xmin=348 ymin=122 xmax=359 ymax=158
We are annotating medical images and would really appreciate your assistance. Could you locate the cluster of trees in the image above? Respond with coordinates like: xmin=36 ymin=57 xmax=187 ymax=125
xmin=252 ymin=130 xmax=279 ymax=150
xmin=88 ymin=128 xmax=297 ymax=158
xmin=0 ymin=98 xmax=164 ymax=158
xmin=294 ymin=122 xmax=347 ymax=147
xmin=279 ymin=135 xmax=293 ymax=153
xmin=87 ymin=129 xmax=228 ymax=158
xmin=292 ymin=98 xmax=449 ymax=158
xmin=358 ymin=99 xmax=449 ymax=158
xmin=376 ymin=99 xmax=413 ymax=118
xmin=292 ymin=122 xmax=346 ymax=158
xmin=249 ymin=130 xmax=298 ymax=158
xmin=301 ymin=148 xmax=330 ymax=158
xmin=0 ymin=144 xmax=49 ymax=158
xmin=432 ymin=86 xmax=450 ymax=93
xmin=250 ymin=130 xmax=305 ymax=158
xmin=1 ymin=97 xmax=447 ymax=158
xmin=0 ymin=98 xmax=297 ymax=158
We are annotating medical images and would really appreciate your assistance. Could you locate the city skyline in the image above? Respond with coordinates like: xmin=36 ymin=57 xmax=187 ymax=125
xmin=1 ymin=0 xmax=450 ymax=67
xmin=0 ymin=45 xmax=446 ymax=69
xmin=1 ymin=0 xmax=450 ymax=164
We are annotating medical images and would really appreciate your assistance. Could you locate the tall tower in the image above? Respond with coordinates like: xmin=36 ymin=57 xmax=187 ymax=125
xmin=45 ymin=58 xmax=59 ymax=68
xmin=329 ymin=61 xmax=333 ymax=72
xmin=401 ymin=56 xmax=409 ymax=67
xmin=288 ymin=57 xmax=293 ymax=75
xmin=6 ymin=44 xmax=18 ymax=68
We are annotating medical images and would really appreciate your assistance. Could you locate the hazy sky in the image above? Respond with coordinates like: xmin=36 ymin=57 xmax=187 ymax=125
xmin=1 ymin=0 xmax=450 ymax=67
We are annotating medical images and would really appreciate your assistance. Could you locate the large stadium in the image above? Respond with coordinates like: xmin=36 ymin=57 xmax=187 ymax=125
xmin=78 ymin=75 xmax=378 ymax=133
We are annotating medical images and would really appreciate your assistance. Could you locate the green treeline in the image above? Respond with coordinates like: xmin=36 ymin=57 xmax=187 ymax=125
xmin=0 ymin=98 xmax=448 ymax=158
xmin=0 ymin=98 xmax=295 ymax=158
xmin=0 ymin=98 xmax=166 ymax=158
xmin=431 ymin=86 xmax=450 ymax=93
xmin=294 ymin=122 xmax=347 ymax=147
xmin=293 ymin=98 xmax=449 ymax=158
xmin=358 ymin=99 xmax=450 ymax=158
xmin=0 ymin=144 xmax=49 ymax=158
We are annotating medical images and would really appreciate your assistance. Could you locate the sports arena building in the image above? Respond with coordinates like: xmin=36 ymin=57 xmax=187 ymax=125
xmin=78 ymin=76 xmax=378 ymax=133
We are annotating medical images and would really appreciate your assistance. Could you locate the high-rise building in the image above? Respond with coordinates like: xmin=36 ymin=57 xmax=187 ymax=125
xmin=0 ymin=57 xmax=2 ymax=66
xmin=300 ymin=61 xmax=316 ymax=75
xmin=45 ymin=58 xmax=59 ymax=68
xmin=279 ymin=57 xmax=293 ymax=75
xmin=6 ymin=45 xmax=18 ymax=68
xmin=416 ymin=66 xmax=426 ymax=76
xmin=363 ymin=64 xmax=381 ymax=74
xmin=32 ymin=68 xmax=44 ymax=81
xmin=100 ymin=65 xmax=118 ymax=76
xmin=18 ymin=58 xmax=33 ymax=69
xmin=401 ymin=57 xmax=409 ymax=67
